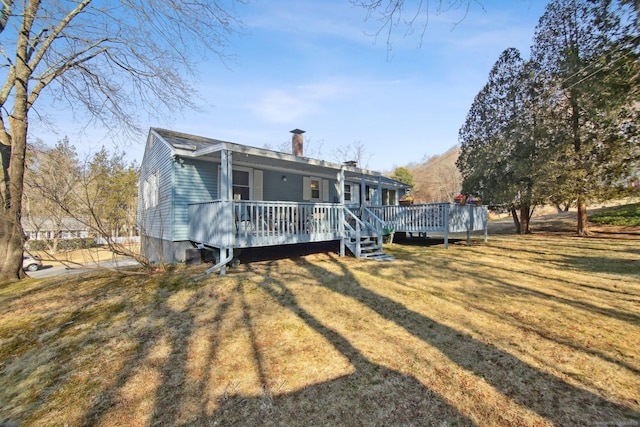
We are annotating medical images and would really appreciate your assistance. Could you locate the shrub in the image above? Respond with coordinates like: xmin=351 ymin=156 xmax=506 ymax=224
xmin=26 ymin=238 xmax=97 ymax=251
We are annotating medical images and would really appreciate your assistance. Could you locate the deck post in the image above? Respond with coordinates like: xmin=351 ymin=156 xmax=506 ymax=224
xmin=466 ymin=205 xmax=472 ymax=246
xmin=360 ymin=174 xmax=366 ymax=209
xmin=219 ymin=248 xmax=227 ymax=275
xmin=220 ymin=150 xmax=233 ymax=275
xmin=485 ymin=223 xmax=488 ymax=242
xmin=484 ymin=209 xmax=489 ymax=242
xmin=444 ymin=203 xmax=450 ymax=249
xmin=220 ymin=149 xmax=233 ymax=202
xmin=339 ymin=168 xmax=346 ymax=257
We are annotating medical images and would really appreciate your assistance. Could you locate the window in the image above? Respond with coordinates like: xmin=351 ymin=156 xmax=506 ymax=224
xmin=344 ymin=184 xmax=352 ymax=201
xmin=303 ymin=176 xmax=329 ymax=201
xmin=233 ymin=169 xmax=251 ymax=200
xmin=310 ymin=179 xmax=320 ymax=200
xmin=219 ymin=166 xmax=262 ymax=200
xmin=143 ymin=172 xmax=159 ymax=209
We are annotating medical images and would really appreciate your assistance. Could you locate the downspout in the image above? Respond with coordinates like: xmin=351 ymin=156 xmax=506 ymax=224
xmin=206 ymin=247 xmax=234 ymax=275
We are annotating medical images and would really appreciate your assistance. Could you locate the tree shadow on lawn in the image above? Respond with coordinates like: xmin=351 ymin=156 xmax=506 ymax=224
xmin=35 ymin=249 xmax=629 ymax=426
xmin=391 ymin=233 xmax=466 ymax=247
xmin=413 ymin=271 xmax=640 ymax=378
xmin=393 ymin=243 xmax=640 ymax=348
xmin=1 ymin=272 xmax=198 ymax=426
xmin=557 ymin=253 xmax=640 ymax=276
xmin=297 ymin=256 xmax=638 ymax=426
xmin=211 ymin=268 xmax=474 ymax=426
xmin=78 ymin=273 xmax=230 ymax=427
xmin=74 ymin=265 xmax=470 ymax=427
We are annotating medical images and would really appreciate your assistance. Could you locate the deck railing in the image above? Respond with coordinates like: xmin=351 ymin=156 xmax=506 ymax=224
xmin=448 ymin=204 xmax=488 ymax=233
xmin=189 ymin=200 xmax=488 ymax=250
xmin=370 ymin=203 xmax=449 ymax=233
xmin=189 ymin=200 xmax=343 ymax=248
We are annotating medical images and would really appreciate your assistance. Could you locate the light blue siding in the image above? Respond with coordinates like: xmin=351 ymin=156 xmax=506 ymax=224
xmin=172 ymin=158 xmax=218 ymax=240
xmin=263 ymin=170 xmax=340 ymax=203
xmin=263 ymin=170 xmax=304 ymax=201
xmin=138 ymin=134 xmax=173 ymax=240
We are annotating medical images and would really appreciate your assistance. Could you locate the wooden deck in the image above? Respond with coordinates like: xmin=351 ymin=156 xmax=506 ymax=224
xmin=370 ymin=203 xmax=488 ymax=232
xmin=188 ymin=201 xmax=343 ymax=249
xmin=188 ymin=200 xmax=488 ymax=250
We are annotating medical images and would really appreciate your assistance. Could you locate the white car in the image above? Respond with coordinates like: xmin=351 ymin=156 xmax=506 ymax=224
xmin=23 ymin=254 xmax=43 ymax=272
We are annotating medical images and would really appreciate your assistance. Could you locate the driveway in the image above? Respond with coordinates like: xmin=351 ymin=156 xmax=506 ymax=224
xmin=26 ymin=258 xmax=140 ymax=279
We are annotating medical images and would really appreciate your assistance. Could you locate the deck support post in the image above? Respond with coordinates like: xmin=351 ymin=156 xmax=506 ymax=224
xmin=444 ymin=203 xmax=450 ymax=249
xmin=339 ymin=168 xmax=346 ymax=257
xmin=484 ymin=221 xmax=488 ymax=243
xmin=360 ymin=174 xmax=366 ymax=210
xmin=466 ymin=204 xmax=473 ymax=246
xmin=220 ymin=150 xmax=233 ymax=201
xmin=220 ymin=150 xmax=233 ymax=274
xmin=219 ymin=248 xmax=227 ymax=275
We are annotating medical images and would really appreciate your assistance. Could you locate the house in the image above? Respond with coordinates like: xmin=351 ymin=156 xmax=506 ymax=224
xmin=22 ymin=217 xmax=90 ymax=241
xmin=138 ymin=128 xmax=488 ymax=273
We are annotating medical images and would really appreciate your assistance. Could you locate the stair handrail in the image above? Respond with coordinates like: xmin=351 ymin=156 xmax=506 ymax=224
xmin=343 ymin=206 xmax=364 ymax=257
xmin=343 ymin=206 xmax=366 ymax=233
xmin=362 ymin=206 xmax=384 ymax=242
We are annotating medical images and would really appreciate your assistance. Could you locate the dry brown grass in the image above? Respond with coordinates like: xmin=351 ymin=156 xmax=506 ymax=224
xmin=1 ymin=226 xmax=639 ymax=426
xmin=30 ymin=244 xmax=140 ymax=267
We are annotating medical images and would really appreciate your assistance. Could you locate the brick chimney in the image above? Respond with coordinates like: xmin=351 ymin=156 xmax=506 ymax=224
xmin=290 ymin=129 xmax=305 ymax=156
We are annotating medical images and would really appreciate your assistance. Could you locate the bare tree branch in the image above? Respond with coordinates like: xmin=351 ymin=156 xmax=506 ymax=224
xmin=351 ymin=0 xmax=484 ymax=54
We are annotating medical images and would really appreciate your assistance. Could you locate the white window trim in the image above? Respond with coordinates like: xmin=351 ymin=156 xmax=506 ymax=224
xmin=304 ymin=176 xmax=330 ymax=202
xmin=143 ymin=171 xmax=159 ymax=209
xmin=218 ymin=165 xmax=257 ymax=200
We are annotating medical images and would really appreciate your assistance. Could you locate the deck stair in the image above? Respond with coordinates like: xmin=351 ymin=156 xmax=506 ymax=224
xmin=343 ymin=207 xmax=395 ymax=261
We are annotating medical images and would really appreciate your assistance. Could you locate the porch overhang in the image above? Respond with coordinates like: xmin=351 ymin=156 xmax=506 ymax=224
xmin=154 ymin=127 xmax=407 ymax=186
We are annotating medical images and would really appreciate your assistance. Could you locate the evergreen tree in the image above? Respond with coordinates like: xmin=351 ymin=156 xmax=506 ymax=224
xmin=532 ymin=0 xmax=640 ymax=235
xmin=458 ymin=48 xmax=545 ymax=233
xmin=390 ymin=167 xmax=415 ymax=187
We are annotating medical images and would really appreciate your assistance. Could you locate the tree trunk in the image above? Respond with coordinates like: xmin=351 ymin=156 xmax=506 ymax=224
xmin=577 ymin=194 xmax=589 ymax=236
xmin=520 ymin=205 xmax=532 ymax=234
xmin=0 ymin=38 xmax=30 ymax=282
xmin=510 ymin=206 xmax=522 ymax=234
xmin=51 ymin=235 xmax=59 ymax=255
xmin=0 ymin=125 xmax=28 ymax=282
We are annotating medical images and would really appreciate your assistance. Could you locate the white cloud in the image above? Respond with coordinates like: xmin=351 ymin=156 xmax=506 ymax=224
xmin=251 ymin=90 xmax=311 ymax=123
xmin=249 ymin=78 xmax=363 ymax=123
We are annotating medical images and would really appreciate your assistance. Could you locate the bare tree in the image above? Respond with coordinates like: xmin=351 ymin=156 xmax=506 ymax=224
xmin=0 ymin=1 xmax=243 ymax=282
xmin=333 ymin=141 xmax=372 ymax=169
xmin=411 ymin=145 xmax=461 ymax=203
xmin=351 ymin=0 xmax=483 ymax=53
xmin=23 ymin=137 xmax=82 ymax=254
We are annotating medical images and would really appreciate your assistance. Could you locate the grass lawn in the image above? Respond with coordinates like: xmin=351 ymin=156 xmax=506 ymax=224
xmin=29 ymin=244 xmax=140 ymax=268
xmin=1 ymin=226 xmax=639 ymax=426
xmin=590 ymin=203 xmax=640 ymax=227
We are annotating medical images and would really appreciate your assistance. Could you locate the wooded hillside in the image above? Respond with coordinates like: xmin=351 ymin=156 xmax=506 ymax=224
xmin=389 ymin=146 xmax=462 ymax=204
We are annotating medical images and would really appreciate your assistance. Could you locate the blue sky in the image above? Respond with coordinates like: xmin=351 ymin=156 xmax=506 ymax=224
xmin=33 ymin=0 xmax=548 ymax=172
